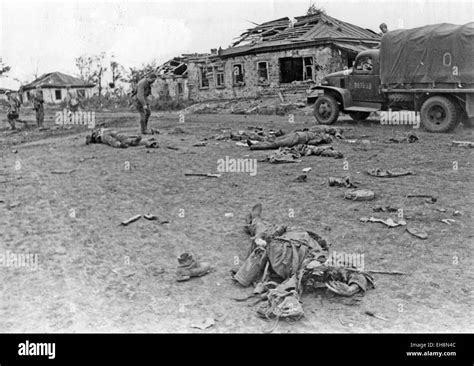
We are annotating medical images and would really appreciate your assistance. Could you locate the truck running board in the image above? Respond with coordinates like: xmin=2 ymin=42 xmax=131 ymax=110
xmin=344 ymin=105 xmax=381 ymax=112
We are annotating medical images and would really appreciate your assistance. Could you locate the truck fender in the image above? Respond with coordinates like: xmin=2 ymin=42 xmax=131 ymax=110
xmin=312 ymin=86 xmax=353 ymax=109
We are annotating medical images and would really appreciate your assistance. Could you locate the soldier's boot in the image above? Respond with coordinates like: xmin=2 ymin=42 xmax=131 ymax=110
xmin=233 ymin=247 xmax=268 ymax=287
xmin=176 ymin=253 xmax=211 ymax=282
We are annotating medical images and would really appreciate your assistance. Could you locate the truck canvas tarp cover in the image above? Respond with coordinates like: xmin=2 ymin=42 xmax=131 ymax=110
xmin=380 ymin=22 xmax=474 ymax=87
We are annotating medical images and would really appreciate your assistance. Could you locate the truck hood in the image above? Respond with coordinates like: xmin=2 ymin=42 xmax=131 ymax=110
xmin=325 ymin=69 xmax=352 ymax=79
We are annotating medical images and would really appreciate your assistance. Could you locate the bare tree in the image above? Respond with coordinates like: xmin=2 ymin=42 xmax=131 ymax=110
xmin=30 ymin=58 xmax=40 ymax=79
xmin=75 ymin=53 xmax=108 ymax=100
xmin=109 ymin=57 xmax=126 ymax=89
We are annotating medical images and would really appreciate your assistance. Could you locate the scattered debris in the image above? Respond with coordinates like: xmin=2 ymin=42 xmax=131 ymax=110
xmin=452 ymin=140 xmax=474 ymax=148
xmin=224 ymin=213 xmax=234 ymax=218
xmin=170 ymin=127 xmax=186 ymax=134
xmin=190 ymin=317 xmax=215 ymax=330
xmin=51 ymin=169 xmax=76 ymax=175
xmin=293 ymin=174 xmax=307 ymax=182
xmin=364 ymin=310 xmax=388 ymax=321
xmin=144 ymin=214 xmax=158 ymax=221
xmin=360 ymin=216 xmax=406 ymax=227
xmin=406 ymin=226 xmax=428 ymax=239
xmin=193 ymin=141 xmax=207 ymax=147
xmin=266 ymin=147 xmax=302 ymax=164
xmin=120 ymin=214 xmax=142 ymax=226
xmin=453 ymin=210 xmax=462 ymax=216
xmin=367 ymin=168 xmax=414 ymax=178
xmin=184 ymin=172 xmax=221 ymax=178
xmin=8 ymin=201 xmax=21 ymax=209
xmin=302 ymin=167 xmax=312 ymax=173
xmin=366 ymin=269 xmax=407 ymax=276
xmin=329 ymin=176 xmax=357 ymax=188
xmin=344 ymin=189 xmax=375 ymax=201
xmin=435 ymin=207 xmax=447 ymax=213
xmin=440 ymin=219 xmax=455 ymax=225
xmin=235 ymin=142 xmax=248 ymax=147
xmin=407 ymin=194 xmax=437 ymax=203
xmin=372 ymin=205 xmax=398 ymax=213
xmin=145 ymin=139 xmax=159 ymax=148
xmin=165 ymin=146 xmax=179 ymax=150
xmin=385 ymin=134 xmax=419 ymax=143
xmin=12 ymin=149 xmax=18 ymax=154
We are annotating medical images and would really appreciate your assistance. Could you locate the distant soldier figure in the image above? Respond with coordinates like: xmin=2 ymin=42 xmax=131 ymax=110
xmin=6 ymin=91 xmax=21 ymax=130
xmin=65 ymin=85 xmax=79 ymax=121
xmin=133 ymin=72 xmax=157 ymax=134
xmin=32 ymin=85 xmax=44 ymax=127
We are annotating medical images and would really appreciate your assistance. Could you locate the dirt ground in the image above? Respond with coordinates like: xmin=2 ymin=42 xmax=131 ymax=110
xmin=1 ymin=108 xmax=473 ymax=333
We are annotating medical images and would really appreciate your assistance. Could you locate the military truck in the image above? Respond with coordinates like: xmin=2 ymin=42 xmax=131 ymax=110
xmin=310 ymin=23 xmax=474 ymax=132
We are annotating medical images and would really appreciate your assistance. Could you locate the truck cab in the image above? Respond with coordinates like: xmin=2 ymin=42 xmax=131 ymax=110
xmin=320 ymin=49 xmax=383 ymax=104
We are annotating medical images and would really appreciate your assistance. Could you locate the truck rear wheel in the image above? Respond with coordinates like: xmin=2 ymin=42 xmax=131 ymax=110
xmin=314 ymin=94 xmax=339 ymax=125
xmin=349 ymin=111 xmax=370 ymax=121
xmin=420 ymin=96 xmax=459 ymax=132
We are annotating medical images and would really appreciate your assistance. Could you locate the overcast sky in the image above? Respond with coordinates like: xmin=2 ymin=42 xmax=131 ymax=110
xmin=1 ymin=0 xmax=473 ymax=83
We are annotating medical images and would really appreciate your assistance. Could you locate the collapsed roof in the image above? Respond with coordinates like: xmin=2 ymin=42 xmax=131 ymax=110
xmin=156 ymin=57 xmax=189 ymax=78
xmin=222 ymin=12 xmax=381 ymax=57
xmin=21 ymin=72 xmax=95 ymax=90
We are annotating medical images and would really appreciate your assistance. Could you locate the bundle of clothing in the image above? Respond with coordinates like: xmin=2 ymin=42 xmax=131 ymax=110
xmin=231 ymin=204 xmax=374 ymax=321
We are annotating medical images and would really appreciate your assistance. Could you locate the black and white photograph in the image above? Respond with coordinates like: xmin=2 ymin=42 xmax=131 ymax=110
xmin=0 ymin=0 xmax=472 ymax=361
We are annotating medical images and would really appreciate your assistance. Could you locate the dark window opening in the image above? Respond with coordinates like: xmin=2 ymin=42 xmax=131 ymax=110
xmin=216 ymin=72 xmax=225 ymax=87
xmin=200 ymin=67 xmax=209 ymax=88
xmin=55 ymin=90 xmax=62 ymax=100
xmin=279 ymin=56 xmax=314 ymax=83
xmin=303 ymin=57 xmax=313 ymax=80
xmin=257 ymin=62 xmax=269 ymax=84
xmin=347 ymin=53 xmax=356 ymax=69
xmin=232 ymin=64 xmax=244 ymax=85
xmin=177 ymin=82 xmax=183 ymax=95
xmin=355 ymin=56 xmax=373 ymax=73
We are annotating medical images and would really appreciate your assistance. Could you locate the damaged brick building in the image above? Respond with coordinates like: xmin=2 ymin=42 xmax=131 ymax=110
xmin=156 ymin=13 xmax=381 ymax=102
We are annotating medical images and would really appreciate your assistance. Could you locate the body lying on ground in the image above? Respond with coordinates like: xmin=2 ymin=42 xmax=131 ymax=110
xmin=232 ymin=204 xmax=374 ymax=320
xmin=248 ymin=126 xmax=342 ymax=150
xmin=85 ymin=128 xmax=142 ymax=148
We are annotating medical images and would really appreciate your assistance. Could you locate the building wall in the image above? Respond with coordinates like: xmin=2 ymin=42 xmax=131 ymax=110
xmin=22 ymin=87 xmax=94 ymax=104
xmin=187 ymin=45 xmax=349 ymax=102
xmin=152 ymin=77 xmax=189 ymax=101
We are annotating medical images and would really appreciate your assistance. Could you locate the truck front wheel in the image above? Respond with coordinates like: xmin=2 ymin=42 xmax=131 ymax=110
xmin=349 ymin=111 xmax=371 ymax=121
xmin=314 ymin=94 xmax=339 ymax=125
xmin=420 ymin=96 xmax=459 ymax=132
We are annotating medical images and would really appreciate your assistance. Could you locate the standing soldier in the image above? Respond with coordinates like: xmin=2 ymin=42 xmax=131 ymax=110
xmin=133 ymin=72 xmax=157 ymax=134
xmin=5 ymin=91 xmax=21 ymax=130
xmin=32 ymin=85 xmax=44 ymax=127
xmin=65 ymin=85 xmax=79 ymax=121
